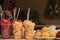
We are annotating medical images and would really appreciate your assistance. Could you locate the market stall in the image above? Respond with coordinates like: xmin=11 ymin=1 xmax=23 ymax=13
xmin=0 ymin=0 xmax=60 ymax=40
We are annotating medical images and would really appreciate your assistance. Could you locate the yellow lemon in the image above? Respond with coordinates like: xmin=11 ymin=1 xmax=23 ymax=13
xmin=49 ymin=30 xmax=56 ymax=37
xmin=41 ymin=27 xmax=49 ymax=32
xmin=41 ymin=32 xmax=50 ymax=37
xmin=35 ymin=30 xmax=41 ymax=37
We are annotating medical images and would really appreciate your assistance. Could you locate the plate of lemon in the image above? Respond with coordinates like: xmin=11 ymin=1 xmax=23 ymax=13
xmin=34 ymin=27 xmax=56 ymax=40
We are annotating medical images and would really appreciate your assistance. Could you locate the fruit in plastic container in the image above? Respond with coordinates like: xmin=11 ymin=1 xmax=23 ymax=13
xmin=23 ymin=20 xmax=35 ymax=39
xmin=13 ymin=20 xmax=23 ymax=39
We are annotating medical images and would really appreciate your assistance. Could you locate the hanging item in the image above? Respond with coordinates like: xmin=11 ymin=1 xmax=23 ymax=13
xmin=4 ymin=0 xmax=17 ymax=10
xmin=8 ymin=0 xmax=17 ymax=10
xmin=49 ymin=0 xmax=59 ymax=16
xmin=44 ymin=0 xmax=59 ymax=19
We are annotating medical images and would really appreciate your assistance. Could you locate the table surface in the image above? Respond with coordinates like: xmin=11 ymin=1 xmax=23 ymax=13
xmin=0 ymin=39 xmax=56 ymax=40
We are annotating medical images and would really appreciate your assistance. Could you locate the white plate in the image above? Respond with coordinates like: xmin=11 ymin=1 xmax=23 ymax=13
xmin=56 ymin=38 xmax=60 ymax=39
xmin=35 ymin=37 xmax=55 ymax=40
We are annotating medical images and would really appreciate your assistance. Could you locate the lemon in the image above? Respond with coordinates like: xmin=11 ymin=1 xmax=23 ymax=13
xmin=35 ymin=30 xmax=41 ymax=37
xmin=41 ymin=32 xmax=50 ymax=37
xmin=49 ymin=30 xmax=56 ymax=37
xmin=41 ymin=27 xmax=49 ymax=32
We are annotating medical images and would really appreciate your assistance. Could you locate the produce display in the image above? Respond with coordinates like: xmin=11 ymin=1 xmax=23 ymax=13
xmin=23 ymin=20 xmax=35 ymax=39
xmin=13 ymin=20 xmax=23 ymax=39
xmin=0 ymin=6 xmax=59 ymax=40
xmin=35 ymin=27 xmax=56 ymax=38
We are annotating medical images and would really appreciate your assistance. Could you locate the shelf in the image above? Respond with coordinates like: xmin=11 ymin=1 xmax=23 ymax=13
xmin=36 ymin=25 xmax=60 ymax=28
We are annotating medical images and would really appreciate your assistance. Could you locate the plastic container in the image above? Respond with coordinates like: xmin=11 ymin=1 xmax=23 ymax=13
xmin=1 ymin=18 xmax=11 ymax=39
xmin=13 ymin=20 xmax=23 ymax=39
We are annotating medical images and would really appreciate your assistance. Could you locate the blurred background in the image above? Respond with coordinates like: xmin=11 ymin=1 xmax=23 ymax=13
xmin=0 ymin=0 xmax=60 ymax=26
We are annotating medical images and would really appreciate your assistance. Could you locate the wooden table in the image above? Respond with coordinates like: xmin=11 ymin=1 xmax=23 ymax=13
xmin=0 ymin=39 xmax=54 ymax=40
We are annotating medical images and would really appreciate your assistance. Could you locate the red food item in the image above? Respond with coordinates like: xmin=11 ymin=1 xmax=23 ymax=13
xmin=1 ymin=18 xmax=11 ymax=39
xmin=4 ymin=10 xmax=10 ymax=14
xmin=56 ymin=31 xmax=60 ymax=38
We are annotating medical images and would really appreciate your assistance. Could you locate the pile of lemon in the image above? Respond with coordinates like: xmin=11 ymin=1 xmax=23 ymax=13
xmin=35 ymin=27 xmax=56 ymax=38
